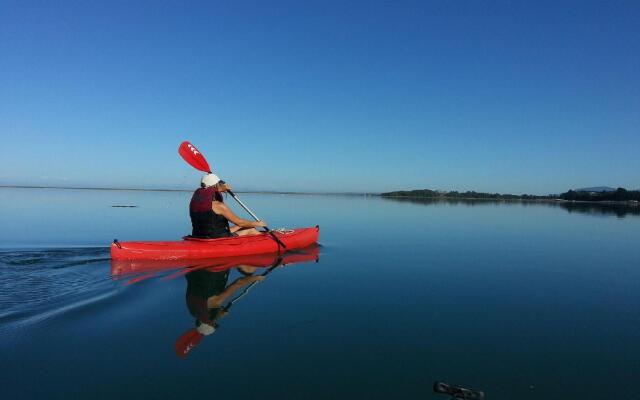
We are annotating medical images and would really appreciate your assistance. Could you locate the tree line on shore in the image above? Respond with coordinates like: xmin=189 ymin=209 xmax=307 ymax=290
xmin=380 ymin=187 xmax=640 ymax=202
xmin=560 ymin=188 xmax=640 ymax=201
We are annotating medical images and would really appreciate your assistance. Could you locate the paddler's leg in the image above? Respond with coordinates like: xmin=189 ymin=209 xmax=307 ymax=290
xmin=234 ymin=227 xmax=261 ymax=236
xmin=237 ymin=265 xmax=258 ymax=275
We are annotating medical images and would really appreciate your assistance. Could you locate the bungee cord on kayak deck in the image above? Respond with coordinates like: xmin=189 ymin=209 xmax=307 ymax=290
xmin=271 ymin=228 xmax=295 ymax=235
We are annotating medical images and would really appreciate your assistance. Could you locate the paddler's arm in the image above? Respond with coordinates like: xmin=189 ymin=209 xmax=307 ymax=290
xmin=207 ymin=275 xmax=265 ymax=307
xmin=212 ymin=201 xmax=267 ymax=229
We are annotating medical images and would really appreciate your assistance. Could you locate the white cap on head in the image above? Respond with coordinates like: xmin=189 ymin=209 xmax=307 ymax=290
xmin=201 ymin=173 xmax=221 ymax=187
xmin=197 ymin=322 xmax=216 ymax=336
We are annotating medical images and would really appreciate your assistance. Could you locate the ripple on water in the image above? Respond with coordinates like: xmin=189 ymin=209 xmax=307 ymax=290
xmin=0 ymin=247 xmax=117 ymax=332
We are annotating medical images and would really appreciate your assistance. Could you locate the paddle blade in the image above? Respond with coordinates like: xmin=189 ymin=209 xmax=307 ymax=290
xmin=179 ymin=141 xmax=211 ymax=173
xmin=175 ymin=328 xmax=204 ymax=358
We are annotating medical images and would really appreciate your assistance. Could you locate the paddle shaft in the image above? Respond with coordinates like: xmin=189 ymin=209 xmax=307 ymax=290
xmin=227 ymin=190 xmax=264 ymax=227
xmin=227 ymin=189 xmax=287 ymax=248
xmin=223 ymin=260 xmax=283 ymax=312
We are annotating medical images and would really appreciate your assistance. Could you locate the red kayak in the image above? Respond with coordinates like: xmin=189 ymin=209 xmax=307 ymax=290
xmin=111 ymin=244 xmax=319 ymax=277
xmin=110 ymin=226 xmax=319 ymax=261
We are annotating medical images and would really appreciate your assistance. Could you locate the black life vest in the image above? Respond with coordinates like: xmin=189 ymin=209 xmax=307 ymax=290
xmin=189 ymin=187 xmax=231 ymax=238
xmin=185 ymin=269 xmax=230 ymax=324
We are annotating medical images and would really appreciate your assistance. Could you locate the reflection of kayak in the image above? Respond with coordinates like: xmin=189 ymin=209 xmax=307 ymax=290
xmin=111 ymin=244 xmax=320 ymax=277
xmin=111 ymin=226 xmax=319 ymax=261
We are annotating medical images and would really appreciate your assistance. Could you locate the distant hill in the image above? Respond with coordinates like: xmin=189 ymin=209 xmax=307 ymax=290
xmin=575 ymin=186 xmax=616 ymax=192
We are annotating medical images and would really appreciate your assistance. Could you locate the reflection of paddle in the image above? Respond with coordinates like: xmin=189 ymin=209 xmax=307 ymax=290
xmin=175 ymin=329 xmax=204 ymax=358
xmin=223 ymin=256 xmax=283 ymax=312
xmin=178 ymin=141 xmax=286 ymax=249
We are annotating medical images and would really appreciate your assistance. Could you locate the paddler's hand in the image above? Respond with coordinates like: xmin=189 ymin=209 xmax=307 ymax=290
xmin=222 ymin=182 xmax=232 ymax=191
xmin=254 ymin=220 xmax=267 ymax=228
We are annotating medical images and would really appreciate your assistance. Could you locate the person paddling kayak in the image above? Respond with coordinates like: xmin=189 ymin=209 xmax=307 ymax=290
xmin=190 ymin=173 xmax=267 ymax=239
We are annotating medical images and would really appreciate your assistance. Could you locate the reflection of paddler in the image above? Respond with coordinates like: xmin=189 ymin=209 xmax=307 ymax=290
xmin=175 ymin=266 xmax=266 ymax=358
xmin=173 ymin=246 xmax=319 ymax=358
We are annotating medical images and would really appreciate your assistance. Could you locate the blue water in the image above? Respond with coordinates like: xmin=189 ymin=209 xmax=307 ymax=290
xmin=1 ymin=188 xmax=639 ymax=399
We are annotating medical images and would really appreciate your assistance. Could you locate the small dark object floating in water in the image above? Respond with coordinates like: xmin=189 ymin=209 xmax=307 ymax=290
xmin=433 ymin=381 xmax=485 ymax=399
xmin=111 ymin=205 xmax=138 ymax=208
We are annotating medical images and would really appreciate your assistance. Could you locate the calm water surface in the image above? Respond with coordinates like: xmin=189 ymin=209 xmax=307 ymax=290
xmin=1 ymin=188 xmax=639 ymax=399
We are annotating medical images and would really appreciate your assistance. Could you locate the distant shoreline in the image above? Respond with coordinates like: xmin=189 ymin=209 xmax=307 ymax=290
xmin=0 ymin=185 xmax=191 ymax=192
xmin=380 ymin=195 xmax=639 ymax=206
xmin=2 ymin=185 xmax=638 ymax=206
xmin=382 ymin=187 xmax=640 ymax=205
xmin=0 ymin=185 xmax=378 ymax=196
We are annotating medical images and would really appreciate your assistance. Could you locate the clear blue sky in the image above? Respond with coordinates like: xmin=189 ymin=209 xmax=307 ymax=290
xmin=1 ymin=0 xmax=638 ymax=194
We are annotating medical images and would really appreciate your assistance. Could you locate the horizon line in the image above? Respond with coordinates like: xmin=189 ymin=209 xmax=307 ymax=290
xmin=0 ymin=185 xmax=379 ymax=196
